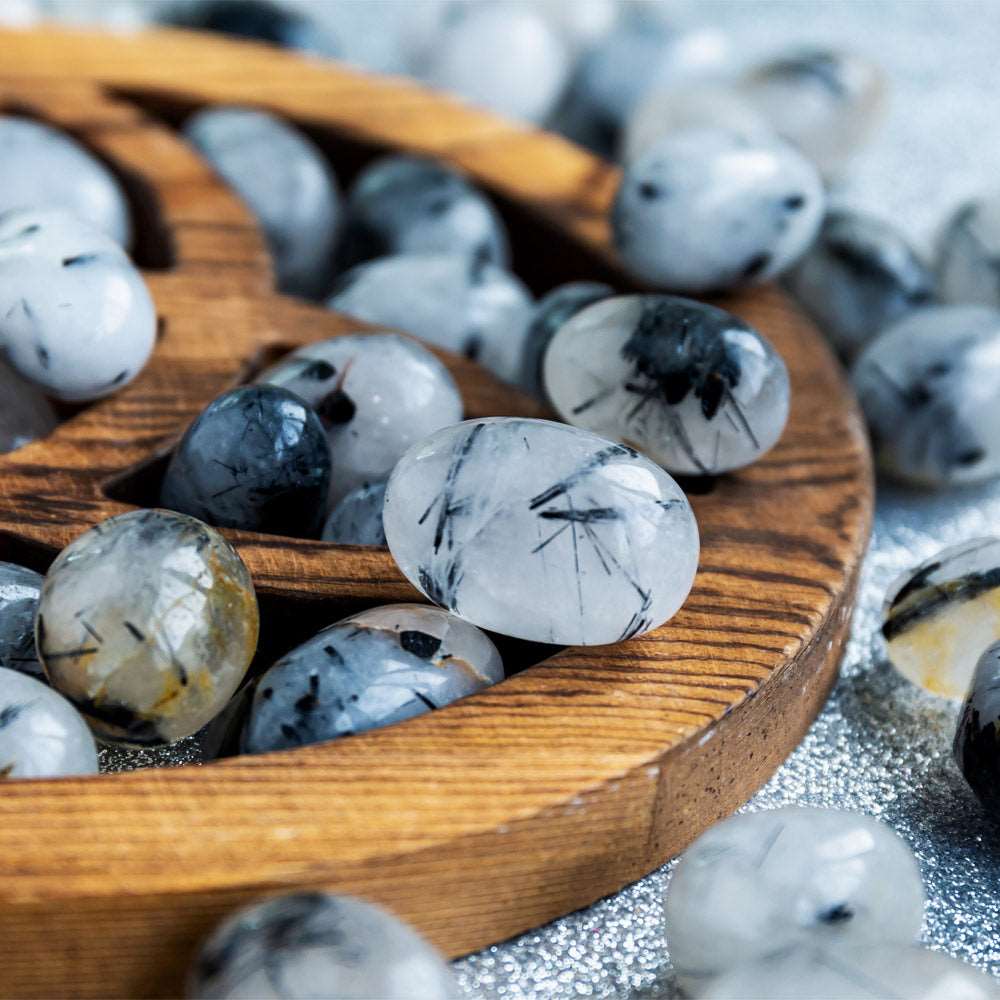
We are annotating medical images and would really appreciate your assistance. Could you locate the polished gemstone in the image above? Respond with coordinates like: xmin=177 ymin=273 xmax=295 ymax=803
xmin=665 ymin=807 xmax=925 ymax=996
xmin=955 ymin=641 xmax=1000 ymax=818
xmin=0 ymin=358 xmax=57 ymax=454
xmin=544 ymin=295 xmax=789 ymax=475
xmin=0 ymin=207 xmax=156 ymax=401
xmin=322 ymin=482 xmax=387 ymax=546
xmin=883 ymin=538 xmax=1000 ymax=698
xmin=162 ymin=386 xmax=332 ymax=537
xmin=936 ymin=195 xmax=1000 ymax=311
xmin=258 ymin=333 xmax=462 ymax=505
xmin=0 ymin=561 xmax=44 ymax=680
xmin=189 ymin=891 xmax=458 ymax=999
xmin=243 ymin=603 xmax=502 ymax=753
xmin=383 ymin=417 xmax=699 ymax=645
xmin=613 ymin=127 xmax=824 ymax=293
xmin=184 ymin=106 xmax=341 ymax=298
xmin=0 ymin=667 xmax=98 ymax=778
xmin=852 ymin=305 xmax=1000 ymax=485
xmin=37 ymin=509 xmax=259 ymax=745
xmin=327 ymin=253 xmax=534 ymax=385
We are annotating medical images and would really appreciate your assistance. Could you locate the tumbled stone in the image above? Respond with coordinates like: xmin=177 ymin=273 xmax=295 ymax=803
xmin=189 ymin=891 xmax=458 ymax=1000
xmin=612 ymin=127 xmax=824 ymax=293
xmin=161 ymin=385 xmax=332 ymax=536
xmin=184 ymin=106 xmax=341 ymax=298
xmin=852 ymin=305 xmax=1000 ymax=485
xmin=666 ymin=807 xmax=924 ymax=996
xmin=520 ymin=280 xmax=613 ymax=398
xmin=936 ymin=195 xmax=1000 ymax=310
xmin=883 ymin=538 xmax=1000 ymax=699
xmin=544 ymin=295 xmax=789 ymax=476
xmin=0 ymin=116 xmax=130 ymax=245
xmin=243 ymin=603 xmax=502 ymax=753
xmin=327 ymin=253 xmax=534 ymax=385
xmin=0 ymin=359 xmax=57 ymax=454
xmin=0 ymin=207 xmax=156 ymax=401
xmin=384 ymin=417 xmax=699 ymax=644
xmin=322 ymin=482 xmax=387 ymax=546
xmin=37 ymin=509 xmax=259 ymax=745
xmin=785 ymin=210 xmax=935 ymax=360
xmin=257 ymin=333 xmax=462 ymax=504
xmin=0 ymin=561 xmax=44 ymax=680
xmin=955 ymin=641 xmax=1000 ymax=817
xmin=0 ymin=667 xmax=98 ymax=778
xmin=742 ymin=48 xmax=885 ymax=177
xmin=337 ymin=155 xmax=508 ymax=272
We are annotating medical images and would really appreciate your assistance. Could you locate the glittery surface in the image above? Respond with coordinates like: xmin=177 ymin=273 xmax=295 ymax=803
xmin=90 ymin=1 xmax=1000 ymax=995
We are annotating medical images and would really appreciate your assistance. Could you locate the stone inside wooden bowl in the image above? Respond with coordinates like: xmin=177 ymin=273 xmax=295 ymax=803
xmin=0 ymin=26 xmax=872 ymax=1000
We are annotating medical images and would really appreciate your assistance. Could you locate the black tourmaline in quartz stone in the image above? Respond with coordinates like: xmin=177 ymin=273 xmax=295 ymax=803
xmin=954 ymin=640 xmax=1000 ymax=817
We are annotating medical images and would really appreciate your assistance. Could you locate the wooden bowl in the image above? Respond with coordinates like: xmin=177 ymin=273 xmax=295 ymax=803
xmin=0 ymin=27 xmax=872 ymax=999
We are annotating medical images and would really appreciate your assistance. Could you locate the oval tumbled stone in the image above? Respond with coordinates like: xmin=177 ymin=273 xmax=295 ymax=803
xmin=383 ymin=417 xmax=699 ymax=645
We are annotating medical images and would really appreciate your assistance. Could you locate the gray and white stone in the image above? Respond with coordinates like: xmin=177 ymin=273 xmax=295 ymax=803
xmin=189 ymin=891 xmax=458 ymax=1000
xmin=0 ymin=358 xmax=57 ymax=454
xmin=0 ymin=115 xmax=131 ymax=245
xmin=337 ymin=155 xmax=509 ymax=272
xmin=322 ymin=482 xmax=387 ymax=547
xmin=785 ymin=210 xmax=935 ymax=360
xmin=666 ymin=807 xmax=925 ymax=997
xmin=936 ymin=195 xmax=1000 ymax=310
xmin=0 ymin=667 xmax=99 ymax=778
xmin=327 ymin=253 xmax=534 ymax=386
xmin=612 ymin=127 xmax=824 ymax=293
xmin=161 ymin=385 xmax=332 ymax=536
xmin=852 ymin=305 xmax=1000 ymax=486
xmin=184 ymin=106 xmax=341 ymax=299
xmin=521 ymin=281 xmax=613 ymax=399
xmin=257 ymin=333 xmax=462 ymax=505
xmin=37 ymin=509 xmax=259 ymax=746
xmin=383 ymin=417 xmax=699 ymax=645
xmin=741 ymin=48 xmax=885 ymax=178
xmin=0 ymin=561 xmax=44 ymax=680
xmin=544 ymin=295 xmax=789 ymax=476
xmin=0 ymin=207 xmax=156 ymax=401
xmin=243 ymin=603 xmax=502 ymax=754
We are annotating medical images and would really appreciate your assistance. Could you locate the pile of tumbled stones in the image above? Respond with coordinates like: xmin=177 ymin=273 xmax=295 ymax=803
xmin=2 ymin=2 xmax=1000 ymax=997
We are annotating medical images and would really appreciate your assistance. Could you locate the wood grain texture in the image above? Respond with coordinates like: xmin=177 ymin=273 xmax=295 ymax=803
xmin=0 ymin=27 xmax=872 ymax=998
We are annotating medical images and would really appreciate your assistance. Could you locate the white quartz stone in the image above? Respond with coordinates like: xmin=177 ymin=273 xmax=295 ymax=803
xmin=0 ymin=358 xmax=57 ymax=453
xmin=937 ymin=195 xmax=1000 ymax=310
xmin=189 ymin=891 xmax=459 ymax=1000
xmin=0 ymin=207 xmax=156 ymax=402
xmin=423 ymin=4 xmax=570 ymax=123
xmin=742 ymin=48 xmax=885 ymax=178
xmin=700 ymin=946 xmax=1000 ymax=1000
xmin=852 ymin=305 xmax=1000 ymax=486
xmin=666 ymin=807 xmax=925 ymax=996
xmin=612 ymin=127 xmax=824 ymax=293
xmin=0 ymin=116 xmax=131 ymax=246
xmin=322 ymin=482 xmax=387 ymax=546
xmin=383 ymin=417 xmax=699 ymax=645
xmin=544 ymin=295 xmax=789 ymax=476
xmin=0 ymin=561 xmax=45 ymax=680
xmin=535 ymin=0 xmax=616 ymax=54
xmin=0 ymin=667 xmax=99 ymax=778
xmin=258 ymin=333 xmax=463 ymax=505
xmin=326 ymin=253 xmax=534 ymax=386
xmin=184 ymin=106 xmax=341 ymax=299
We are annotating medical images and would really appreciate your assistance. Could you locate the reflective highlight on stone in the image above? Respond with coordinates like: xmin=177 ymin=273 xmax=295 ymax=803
xmin=243 ymin=603 xmax=502 ymax=753
xmin=0 ymin=358 xmax=57 ymax=454
xmin=322 ymin=482 xmax=387 ymax=547
xmin=162 ymin=386 xmax=332 ymax=537
xmin=937 ymin=196 xmax=1000 ymax=311
xmin=544 ymin=295 xmax=789 ymax=476
xmin=37 ymin=510 xmax=259 ymax=745
xmin=955 ymin=641 xmax=1000 ymax=819
xmin=883 ymin=538 xmax=1000 ymax=699
xmin=257 ymin=333 xmax=462 ymax=505
xmin=384 ymin=417 xmax=699 ymax=645
xmin=0 ymin=561 xmax=44 ymax=680
xmin=189 ymin=891 xmax=458 ymax=999
xmin=665 ymin=807 xmax=925 ymax=996
xmin=852 ymin=305 xmax=1000 ymax=486
xmin=612 ymin=128 xmax=824 ymax=293
xmin=0 ymin=667 xmax=99 ymax=778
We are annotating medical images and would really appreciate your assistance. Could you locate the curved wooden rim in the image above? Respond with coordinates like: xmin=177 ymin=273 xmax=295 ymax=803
xmin=0 ymin=27 xmax=872 ymax=998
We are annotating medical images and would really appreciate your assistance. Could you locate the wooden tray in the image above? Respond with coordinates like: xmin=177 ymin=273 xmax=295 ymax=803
xmin=0 ymin=27 xmax=872 ymax=999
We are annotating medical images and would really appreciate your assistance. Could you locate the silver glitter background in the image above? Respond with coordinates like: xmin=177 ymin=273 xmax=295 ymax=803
xmin=91 ymin=1 xmax=1000 ymax=995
